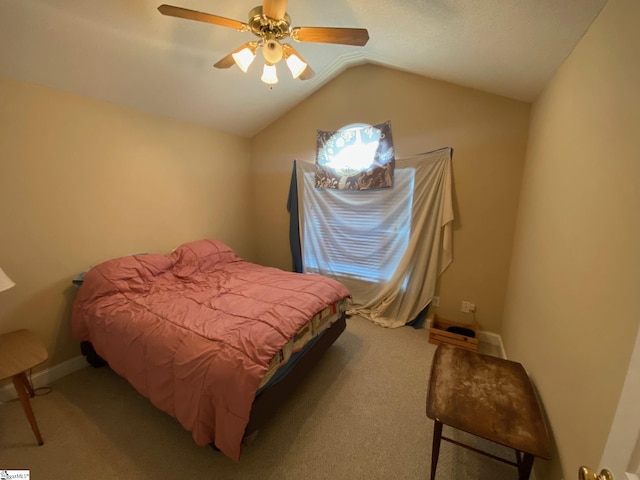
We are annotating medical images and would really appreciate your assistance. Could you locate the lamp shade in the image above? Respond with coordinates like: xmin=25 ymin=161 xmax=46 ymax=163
xmin=232 ymin=42 xmax=258 ymax=72
xmin=0 ymin=267 xmax=15 ymax=293
xmin=261 ymin=63 xmax=278 ymax=85
xmin=285 ymin=52 xmax=307 ymax=79
xmin=262 ymin=39 xmax=283 ymax=65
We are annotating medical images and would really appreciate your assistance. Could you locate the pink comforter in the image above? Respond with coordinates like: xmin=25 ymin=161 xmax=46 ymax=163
xmin=71 ymin=239 xmax=350 ymax=460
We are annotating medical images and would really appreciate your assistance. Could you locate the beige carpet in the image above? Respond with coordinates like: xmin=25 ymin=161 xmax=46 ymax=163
xmin=0 ymin=316 xmax=519 ymax=479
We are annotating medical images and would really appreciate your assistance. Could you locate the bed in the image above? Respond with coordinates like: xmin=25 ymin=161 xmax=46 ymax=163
xmin=71 ymin=239 xmax=350 ymax=460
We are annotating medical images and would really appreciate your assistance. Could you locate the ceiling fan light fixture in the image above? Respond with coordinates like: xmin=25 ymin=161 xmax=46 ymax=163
xmin=159 ymin=3 xmax=370 ymax=85
xmin=261 ymin=63 xmax=278 ymax=85
xmin=232 ymin=42 xmax=258 ymax=72
xmin=284 ymin=51 xmax=307 ymax=79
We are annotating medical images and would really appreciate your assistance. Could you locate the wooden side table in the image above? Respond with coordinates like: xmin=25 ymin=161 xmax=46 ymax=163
xmin=0 ymin=329 xmax=48 ymax=445
xmin=426 ymin=344 xmax=551 ymax=480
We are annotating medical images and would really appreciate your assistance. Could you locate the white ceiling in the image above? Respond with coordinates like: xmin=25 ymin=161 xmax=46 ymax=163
xmin=0 ymin=0 xmax=607 ymax=138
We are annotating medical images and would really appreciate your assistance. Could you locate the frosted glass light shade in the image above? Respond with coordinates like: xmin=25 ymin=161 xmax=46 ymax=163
xmin=261 ymin=64 xmax=278 ymax=85
xmin=0 ymin=267 xmax=15 ymax=293
xmin=232 ymin=47 xmax=256 ymax=72
xmin=262 ymin=40 xmax=283 ymax=65
xmin=285 ymin=53 xmax=307 ymax=79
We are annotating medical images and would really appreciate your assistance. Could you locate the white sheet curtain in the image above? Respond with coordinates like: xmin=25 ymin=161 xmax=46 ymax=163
xmin=296 ymin=147 xmax=454 ymax=328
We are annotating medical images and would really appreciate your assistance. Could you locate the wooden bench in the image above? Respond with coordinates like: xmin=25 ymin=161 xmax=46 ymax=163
xmin=426 ymin=344 xmax=551 ymax=479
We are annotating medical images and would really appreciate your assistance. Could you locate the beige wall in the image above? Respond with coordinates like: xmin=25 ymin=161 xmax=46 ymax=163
xmin=502 ymin=0 xmax=640 ymax=477
xmin=251 ymin=64 xmax=530 ymax=332
xmin=0 ymin=77 xmax=252 ymax=368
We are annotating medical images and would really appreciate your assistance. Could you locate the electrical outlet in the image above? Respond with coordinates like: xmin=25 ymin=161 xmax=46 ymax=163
xmin=461 ymin=301 xmax=476 ymax=313
xmin=432 ymin=296 xmax=440 ymax=307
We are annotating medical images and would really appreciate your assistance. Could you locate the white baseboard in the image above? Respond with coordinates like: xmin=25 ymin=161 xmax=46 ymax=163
xmin=0 ymin=354 xmax=87 ymax=402
xmin=478 ymin=330 xmax=507 ymax=359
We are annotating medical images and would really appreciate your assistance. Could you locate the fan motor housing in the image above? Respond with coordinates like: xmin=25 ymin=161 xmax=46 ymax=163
xmin=248 ymin=6 xmax=291 ymax=40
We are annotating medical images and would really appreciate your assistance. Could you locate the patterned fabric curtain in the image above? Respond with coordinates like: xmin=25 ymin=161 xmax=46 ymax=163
xmin=314 ymin=121 xmax=395 ymax=190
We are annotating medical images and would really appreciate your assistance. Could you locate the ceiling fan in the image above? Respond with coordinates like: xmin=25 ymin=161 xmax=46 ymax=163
xmin=158 ymin=0 xmax=369 ymax=86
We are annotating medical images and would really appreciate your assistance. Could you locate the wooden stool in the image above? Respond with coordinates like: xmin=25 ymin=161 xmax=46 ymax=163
xmin=0 ymin=329 xmax=48 ymax=445
xmin=426 ymin=344 xmax=551 ymax=479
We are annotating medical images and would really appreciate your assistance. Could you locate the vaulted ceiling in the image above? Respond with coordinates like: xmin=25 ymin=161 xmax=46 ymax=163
xmin=0 ymin=0 xmax=608 ymax=138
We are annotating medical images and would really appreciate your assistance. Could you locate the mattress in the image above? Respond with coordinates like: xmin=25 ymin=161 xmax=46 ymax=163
xmin=259 ymin=299 xmax=347 ymax=389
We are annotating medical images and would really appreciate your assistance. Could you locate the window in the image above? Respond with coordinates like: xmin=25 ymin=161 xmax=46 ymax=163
xmin=315 ymin=121 xmax=395 ymax=191
xmin=302 ymin=168 xmax=414 ymax=284
xmin=319 ymin=123 xmax=382 ymax=174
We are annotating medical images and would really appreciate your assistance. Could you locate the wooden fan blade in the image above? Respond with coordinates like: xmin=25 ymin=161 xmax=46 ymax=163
xmin=213 ymin=52 xmax=236 ymax=69
xmin=262 ymin=0 xmax=288 ymax=20
xmin=291 ymin=26 xmax=369 ymax=46
xmin=298 ymin=64 xmax=315 ymax=81
xmin=158 ymin=5 xmax=249 ymax=32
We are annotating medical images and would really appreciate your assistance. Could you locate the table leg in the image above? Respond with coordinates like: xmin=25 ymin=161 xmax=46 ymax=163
xmin=518 ymin=452 xmax=534 ymax=480
xmin=12 ymin=372 xmax=44 ymax=445
xmin=430 ymin=420 xmax=443 ymax=480
xmin=17 ymin=370 xmax=35 ymax=397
